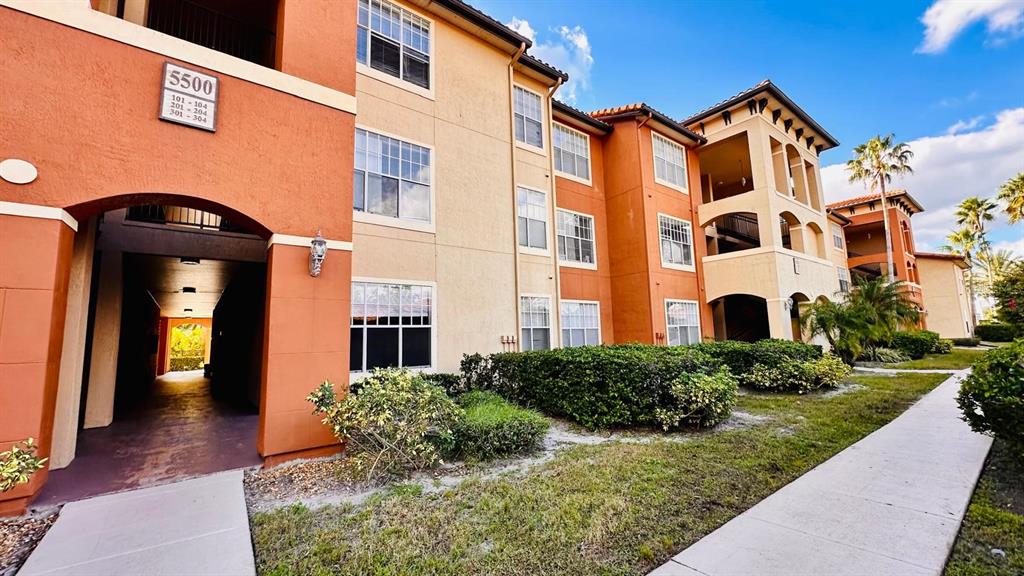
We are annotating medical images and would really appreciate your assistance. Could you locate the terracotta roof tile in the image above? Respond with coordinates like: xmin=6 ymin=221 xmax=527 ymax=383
xmin=826 ymin=189 xmax=924 ymax=214
xmin=589 ymin=103 xmax=706 ymax=144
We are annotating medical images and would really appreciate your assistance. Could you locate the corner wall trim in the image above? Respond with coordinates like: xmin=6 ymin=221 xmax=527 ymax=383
xmin=0 ymin=201 xmax=79 ymax=231
xmin=0 ymin=0 xmax=357 ymax=116
xmin=268 ymin=234 xmax=353 ymax=252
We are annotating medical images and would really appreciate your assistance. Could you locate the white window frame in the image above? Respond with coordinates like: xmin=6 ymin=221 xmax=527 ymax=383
xmin=513 ymin=84 xmax=546 ymax=153
xmin=353 ymin=125 xmax=436 ymax=233
xmin=837 ymin=267 xmax=851 ymax=293
xmin=831 ymin=223 xmax=844 ymax=249
xmin=657 ymin=213 xmax=696 ymax=272
xmin=651 ymin=131 xmax=688 ymax=193
xmin=556 ymin=208 xmax=597 ymax=270
xmin=560 ymin=300 xmax=601 ymax=347
xmin=516 ymin=185 xmax=550 ymax=256
xmin=664 ymin=299 xmax=702 ymax=346
xmin=349 ymin=277 xmax=437 ymax=378
xmin=356 ymin=0 xmax=435 ymax=100
xmin=520 ymin=294 xmax=552 ymax=351
xmin=553 ymin=122 xmax=592 ymax=185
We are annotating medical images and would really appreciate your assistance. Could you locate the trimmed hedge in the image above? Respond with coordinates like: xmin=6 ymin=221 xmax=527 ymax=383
xmin=169 ymin=356 xmax=204 ymax=371
xmin=421 ymin=372 xmax=465 ymax=395
xmin=745 ymin=353 xmax=850 ymax=393
xmin=957 ymin=340 xmax=1024 ymax=452
xmin=452 ymin=391 xmax=549 ymax=460
xmin=951 ymin=337 xmax=981 ymax=347
xmin=461 ymin=345 xmax=734 ymax=429
xmin=975 ymin=323 xmax=1018 ymax=342
xmin=890 ymin=330 xmax=942 ymax=360
xmin=691 ymin=339 xmax=823 ymax=377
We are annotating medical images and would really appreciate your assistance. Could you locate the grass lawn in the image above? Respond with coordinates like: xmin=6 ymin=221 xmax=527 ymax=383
xmin=886 ymin=348 xmax=988 ymax=370
xmin=251 ymin=372 xmax=948 ymax=576
xmin=945 ymin=440 xmax=1024 ymax=576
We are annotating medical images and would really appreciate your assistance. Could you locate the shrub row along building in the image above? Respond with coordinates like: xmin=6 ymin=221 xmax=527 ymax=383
xmin=0 ymin=0 xmax=973 ymax=513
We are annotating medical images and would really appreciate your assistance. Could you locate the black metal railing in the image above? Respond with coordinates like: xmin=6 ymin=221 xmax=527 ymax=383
xmin=146 ymin=0 xmax=277 ymax=66
xmin=125 ymin=205 xmax=248 ymax=233
xmin=716 ymin=213 xmax=760 ymax=244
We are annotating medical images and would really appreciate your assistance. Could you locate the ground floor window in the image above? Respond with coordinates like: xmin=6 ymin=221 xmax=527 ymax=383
xmin=520 ymin=295 xmax=551 ymax=351
xmin=838 ymin=267 xmax=851 ymax=293
xmin=665 ymin=299 xmax=700 ymax=345
xmin=560 ymin=300 xmax=600 ymax=347
xmin=350 ymin=281 xmax=433 ymax=372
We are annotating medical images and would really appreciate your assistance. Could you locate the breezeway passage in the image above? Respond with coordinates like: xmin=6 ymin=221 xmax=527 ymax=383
xmin=649 ymin=369 xmax=992 ymax=576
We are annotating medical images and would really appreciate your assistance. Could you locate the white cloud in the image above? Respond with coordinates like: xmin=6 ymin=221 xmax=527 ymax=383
xmin=946 ymin=115 xmax=985 ymax=135
xmin=992 ymin=236 xmax=1024 ymax=257
xmin=822 ymin=107 xmax=1024 ymax=252
xmin=507 ymin=18 xmax=594 ymax=104
xmin=917 ymin=0 xmax=1024 ymax=54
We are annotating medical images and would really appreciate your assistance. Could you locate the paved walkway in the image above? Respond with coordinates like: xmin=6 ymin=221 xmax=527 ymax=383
xmin=650 ymin=370 xmax=992 ymax=576
xmin=20 ymin=471 xmax=255 ymax=575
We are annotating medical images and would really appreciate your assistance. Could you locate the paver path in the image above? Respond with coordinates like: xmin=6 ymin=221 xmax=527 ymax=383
xmin=650 ymin=370 xmax=992 ymax=576
xmin=20 ymin=470 xmax=254 ymax=575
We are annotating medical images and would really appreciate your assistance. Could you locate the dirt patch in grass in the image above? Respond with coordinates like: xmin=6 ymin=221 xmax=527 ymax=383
xmin=0 ymin=510 xmax=57 ymax=576
xmin=250 ymin=372 xmax=948 ymax=576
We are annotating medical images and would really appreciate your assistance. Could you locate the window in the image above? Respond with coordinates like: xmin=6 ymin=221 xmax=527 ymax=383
xmin=838 ymin=267 xmax=851 ymax=293
xmin=514 ymin=86 xmax=543 ymax=148
xmin=658 ymin=214 xmax=694 ymax=269
xmin=553 ymin=123 xmax=590 ymax=180
xmin=350 ymin=281 xmax=433 ymax=372
xmin=356 ymin=0 xmax=431 ymax=89
xmin=831 ymin=223 xmax=844 ymax=249
xmin=520 ymin=296 xmax=551 ymax=351
xmin=517 ymin=187 xmax=547 ymax=250
xmin=665 ymin=300 xmax=700 ymax=346
xmin=354 ymin=128 xmax=431 ymax=223
xmin=561 ymin=301 xmax=600 ymax=347
xmin=652 ymin=132 xmax=687 ymax=189
xmin=556 ymin=210 xmax=595 ymax=266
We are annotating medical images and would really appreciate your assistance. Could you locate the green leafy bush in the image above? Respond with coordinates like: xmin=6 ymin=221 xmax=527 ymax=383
xmin=169 ymin=356 xmax=204 ymax=371
xmin=1 ymin=438 xmax=46 ymax=492
xmin=452 ymin=391 xmax=549 ymax=460
xmin=951 ymin=337 xmax=981 ymax=347
xmin=957 ymin=341 xmax=1024 ymax=452
xmin=933 ymin=339 xmax=954 ymax=354
xmin=745 ymin=354 xmax=850 ymax=393
xmin=991 ymin=261 xmax=1024 ymax=330
xmin=975 ymin=322 xmax=1018 ymax=342
xmin=460 ymin=345 xmax=731 ymax=429
xmin=653 ymin=368 xmax=737 ymax=430
xmin=308 ymin=369 xmax=463 ymax=479
xmin=692 ymin=339 xmax=822 ymax=378
xmin=890 ymin=330 xmax=942 ymax=359
xmin=420 ymin=372 xmax=466 ymax=395
xmin=811 ymin=354 xmax=854 ymax=388
xmin=859 ymin=347 xmax=910 ymax=363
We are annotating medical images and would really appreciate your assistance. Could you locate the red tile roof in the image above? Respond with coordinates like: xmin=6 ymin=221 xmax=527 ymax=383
xmin=589 ymin=103 xmax=706 ymax=144
xmin=915 ymin=252 xmax=971 ymax=268
xmin=826 ymin=190 xmax=924 ymax=213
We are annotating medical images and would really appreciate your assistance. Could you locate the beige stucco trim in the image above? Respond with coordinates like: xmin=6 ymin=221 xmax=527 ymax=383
xmin=267 ymin=234 xmax=353 ymax=251
xmin=1 ymin=0 xmax=358 ymax=115
xmin=0 ymin=201 xmax=79 ymax=231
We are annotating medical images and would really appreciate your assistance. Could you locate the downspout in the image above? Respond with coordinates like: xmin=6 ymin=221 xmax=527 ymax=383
xmin=546 ymin=76 xmax=564 ymax=346
xmin=508 ymin=42 xmax=526 ymax=351
xmin=634 ymin=111 xmax=658 ymax=343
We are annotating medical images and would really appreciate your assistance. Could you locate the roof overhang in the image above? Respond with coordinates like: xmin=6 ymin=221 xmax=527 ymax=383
xmin=915 ymin=252 xmax=971 ymax=269
xmin=553 ymin=100 xmax=612 ymax=135
xmin=595 ymin=105 xmax=706 ymax=146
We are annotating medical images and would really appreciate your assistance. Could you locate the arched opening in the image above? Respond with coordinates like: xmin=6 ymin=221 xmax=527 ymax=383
xmin=785 ymin=144 xmax=809 ymax=205
xmin=37 ymin=193 xmax=270 ymax=506
xmin=705 ymin=211 xmax=761 ymax=255
xmin=710 ymin=294 xmax=770 ymax=342
xmin=697 ymin=132 xmax=755 ymax=204
xmin=806 ymin=222 xmax=826 ymax=259
xmin=789 ymin=292 xmax=811 ymax=342
xmin=779 ymin=211 xmax=804 ymax=253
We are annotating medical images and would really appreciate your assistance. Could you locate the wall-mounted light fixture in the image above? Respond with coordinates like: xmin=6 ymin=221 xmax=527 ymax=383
xmin=309 ymin=230 xmax=327 ymax=277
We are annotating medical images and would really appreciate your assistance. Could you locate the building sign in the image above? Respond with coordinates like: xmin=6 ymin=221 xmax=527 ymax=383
xmin=159 ymin=62 xmax=218 ymax=132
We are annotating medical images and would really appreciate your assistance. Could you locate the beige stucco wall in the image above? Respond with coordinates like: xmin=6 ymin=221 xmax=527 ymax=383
xmin=918 ymin=257 xmax=973 ymax=338
xmin=351 ymin=3 xmax=559 ymax=371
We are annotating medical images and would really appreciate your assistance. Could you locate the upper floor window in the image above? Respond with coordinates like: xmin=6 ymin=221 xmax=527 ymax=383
xmin=556 ymin=210 xmax=595 ymax=266
xmin=553 ymin=124 xmax=590 ymax=180
xmin=354 ymin=128 xmax=431 ymax=223
xmin=838 ymin=267 xmax=851 ymax=293
xmin=665 ymin=300 xmax=701 ymax=346
xmin=561 ymin=300 xmax=600 ymax=347
xmin=357 ymin=0 xmax=431 ymax=89
xmin=652 ymin=132 xmax=687 ymax=190
xmin=658 ymin=214 xmax=695 ymax=270
xmin=350 ymin=281 xmax=433 ymax=372
xmin=517 ymin=187 xmax=548 ymax=250
xmin=514 ymin=86 xmax=544 ymax=148
xmin=520 ymin=296 xmax=551 ymax=351
xmin=831 ymin=223 xmax=844 ymax=249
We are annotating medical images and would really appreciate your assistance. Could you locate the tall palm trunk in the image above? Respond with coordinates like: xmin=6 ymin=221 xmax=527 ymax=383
xmin=877 ymin=177 xmax=896 ymax=280
xmin=966 ymin=250 xmax=978 ymax=326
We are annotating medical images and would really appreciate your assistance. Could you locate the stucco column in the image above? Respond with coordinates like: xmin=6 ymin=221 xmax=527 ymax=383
xmin=259 ymin=242 xmax=351 ymax=460
xmin=745 ymin=123 xmax=772 ymax=191
xmin=765 ymin=297 xmax=794 ymax=340
xmin=84 ymin=249 xmax=122 ymax=429
xmin=0 ymin=212 xmax=75 ymax=515
xmin=50 ymin=218 xmax=96 ymax=469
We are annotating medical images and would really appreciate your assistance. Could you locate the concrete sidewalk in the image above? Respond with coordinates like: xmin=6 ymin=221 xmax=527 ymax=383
xmin=650 ymin=370 xmax=992 ymax=576
xmin=19 ymin=470 xmax=255 ymax=576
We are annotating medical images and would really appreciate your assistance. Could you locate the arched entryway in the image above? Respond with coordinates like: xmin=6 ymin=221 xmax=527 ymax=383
xmin=710 ymin=294 xmax=771 ymax=342
xmin=789 ymin=292 xmax=811 ymax=342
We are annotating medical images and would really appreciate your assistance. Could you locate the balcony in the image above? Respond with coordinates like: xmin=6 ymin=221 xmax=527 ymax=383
xmin=702 ymin=247 xmax=839 ymax=303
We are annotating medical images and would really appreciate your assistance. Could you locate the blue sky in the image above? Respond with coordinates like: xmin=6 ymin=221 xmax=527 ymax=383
xmin=476 ymin=0 xmax=1024 ymax=254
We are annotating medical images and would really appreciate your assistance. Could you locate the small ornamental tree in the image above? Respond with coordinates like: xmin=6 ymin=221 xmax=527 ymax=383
xmin=1 ymin=438 xmax=47 ymax=492
xmin=957 ymin=341 xmax=1024 ymax=453
xmin=991 ymin=261 xmax=1024 ymax=330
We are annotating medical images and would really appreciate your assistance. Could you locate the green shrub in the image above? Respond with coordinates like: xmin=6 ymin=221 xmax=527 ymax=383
xmin=811 ymin=354 xmax=853 ymax=388
xmin=975 ymin=322 xmax=1018 ymax=342
xmin=745 ymin=354 xmax=850 ymax=393
xmin=653 ymin=368 xmax=737 ymax=430
xmin=951 ymin=337 xmax=981 ymax=347
xmin=890 ymin=330 xmax=942 ymax=359
xmin=308 ymin=369 xmax=463 ymax=479
xmin=957 ymin=341 xmax=1024 ymax=452
xmin=859 ymin=347 xmax=910 ymax=363
xmin=421 ymin=372 xmax=466 ymax=395
xmin=452 ymin=391 xmax=549 ymax=460
xmin=169 ymin=356 xmax=204 ymax=371
xmin=460 ymin=345 xmax=730 ymax=429
xmin=933 ymin=338 xmax=954 ymax=354
xmin=692 ymin=339 xmax=822 ymax=378
xmin=1 ymin=438 xmax=46 ymax=492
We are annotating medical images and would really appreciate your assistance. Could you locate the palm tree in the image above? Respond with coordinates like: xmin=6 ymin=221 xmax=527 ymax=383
xmin=998 ymin=172 xmax=1024 ymax=224
xmin=975 ymin=249 xmax=1019 ymax=296
xmin=943 ymin=227 xmax=981 ymax=324
xmin=848 ymin=276 xmax=921 ymax=337
xmin=846 ymin=134 xmax=914 ymax=280
xmin=954 ymin=196 xmax=997 ymax=253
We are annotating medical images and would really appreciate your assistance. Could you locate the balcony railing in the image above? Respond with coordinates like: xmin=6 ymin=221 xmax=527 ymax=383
xmin=125 ymin=205 xmax=248 ymax=233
